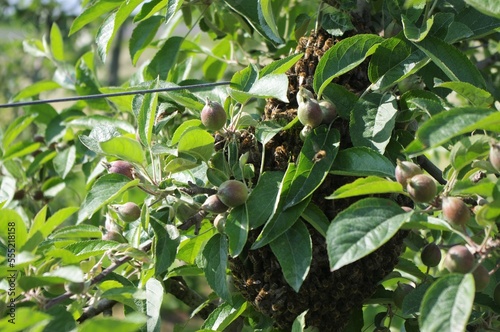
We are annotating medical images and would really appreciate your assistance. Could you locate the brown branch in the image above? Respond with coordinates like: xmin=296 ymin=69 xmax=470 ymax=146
xmin=417 ymin=155 xmax=446 ymax=185
xmin=165 ymin=277 xmax=216 ymax=319
xmin=77 ymin=299 xmax=118 ymax=323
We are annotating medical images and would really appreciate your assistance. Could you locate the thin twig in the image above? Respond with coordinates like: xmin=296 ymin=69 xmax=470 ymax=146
xmin=43 ymin=240 xmax=152 ymax=310
xmin=0 ymin=81 xmax=231 ymax=108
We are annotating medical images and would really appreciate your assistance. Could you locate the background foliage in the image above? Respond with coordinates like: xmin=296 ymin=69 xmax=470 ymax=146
xmin=1 ymin=0 xmax=500 ymax=331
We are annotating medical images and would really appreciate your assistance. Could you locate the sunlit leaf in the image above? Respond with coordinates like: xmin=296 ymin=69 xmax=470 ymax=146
xmin=327 ymin=198 xmax=408 ymax=271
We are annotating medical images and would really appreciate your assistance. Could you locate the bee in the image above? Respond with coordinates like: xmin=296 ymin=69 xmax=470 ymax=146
xmin=312 ymin=150 xmax=326 ymax=162
xmin=244 ymin=275 xmax=262 ymax=288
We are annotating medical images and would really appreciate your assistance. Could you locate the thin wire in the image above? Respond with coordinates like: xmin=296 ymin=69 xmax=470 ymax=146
xmin=0 ymin=81 xmax=232 ymax=108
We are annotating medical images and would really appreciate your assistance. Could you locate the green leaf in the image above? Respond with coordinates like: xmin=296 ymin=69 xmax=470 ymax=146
xmin=321 ymin=9 xmax=355 ymax=36
xmin=455 ymin=6 xmax=500 ymax=38
xmin=291 ymin=310 xmax=308 ymax=332
xmin=134 ymin=79 xmax=159 ymax=147
xmin=22 ymin=206 xmax=79 ymax=251
xmin=151 ymin=220 xmax=179 ymax=276
xmin=177 ymin=128 xmax=215 ymax=163
xmin=75 ymin=52 xmax=109 ymax=110
xmin=50 ymin=225 xmax=102 ymax=239
xmin=201 ymin=295 xmax=247 ymax=330
xmin=435 ymin=81 xmax=493 ymax=107
xmin=100 ymin=136 xmax=146 ymax=165
xmin=50 ymin=22 xmax=65 ymax=61
xmin=177 ymin=227 xmax=215 ymax=264
xmin=450 ymin=135 xmax=491 ymax=171
xmin=225 ymin=204 xmax=249 ymax=257
xmin=0 ymin=308 xmax=51 ymax=332
xmin=129 ymin=17 xmax=164 ymax=64
xmin=368 ymin=34 xmax=429 ymax=91
xmin=314 ymin=34 xmax=383 ymax=98
xmin=419 ymin=273 xmax=474 ymax=332
xmin=12 ymin=80 xmax=61 ymax=101
xmin=258 ymin=0 xmax=282 ymax=44
xmin=69 ymin=0 xmax=123 ymax=35
xmin=330 ymin=146 xmax=396 ymax=178
xmin=260 ymin=53 xmax=304 ymax=77
xmin=77 ymin=174 xmax=140 ymax=223
xmin=166 ymin=0 xmax=184 ymax=24
xmin=327 ymin=176 xmax=404 ymax=199
xmin=78 ymin=313 xmax=147 ymax=332
xmin=223 ymin=0 xmax=283 ymax=44
xmin=53 ymin=145 xmax=76 ymax=179
xmin=247 ymin=171 xmax=284 ymax=229
xmin=408 ymin=107 xmax=496 ymax=153
xmin=145 ymin=36 xmax=183 ymax=80
xmin=402 ymin=14 xmax=434 ymax=42
xmin=2 ymin=114 xmax=38 ymax=149
xmin=255 ymin=121 xmax=283 ymax=145
xmin=320 ymin=83 xmax=358 ymax=119
xmin=134 ymin=0 xmax=168 ymax=22
xmin=270 ymin=220 xmax=312 ymax=292
xmin=64 ymin=240 xmax=124 ymax=260
xmin=411 ymin=35 xmax=486 ymax=89
xmin=463 ymin=0 xmax=500 ymax=19
xmin=284 ymin=127 xmax=340 ymax=209
xmin=2 ymin=141 xmax=41 ymax=162
xmin=252 ymin=164 xmax=312 ymax=249
xmin=350 ymin=93 xmax=398 ymax=154
xmin=145 ymin=278 xmax=163 ymax=332
xmin=230 ymin=74 xmax=290 ymax=103
xmin=197 ymin=233 xmax=231 ymax=303
xmin=327 ymin=198 xmax=408 ymax=271
xmin=0 ymin=209 xmax=28 ymax=255
xmin=99 ymin=0 xmax=143 ymax=62
xmin=301 ymin=203 xmax=329 ymax=237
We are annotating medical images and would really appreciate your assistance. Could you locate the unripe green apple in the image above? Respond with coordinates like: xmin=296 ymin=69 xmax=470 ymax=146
xmin=472 ymin=264 xmax=490 ymax=292
xmin=421 ymin=243 xmax=441 ymax=267
xmin=442 ymin=196 xmax=470 ymax=227
xmin=217 ymin=180 xmax=248 ymax=207
xmin=201 ymin=194 xmax=229 ymax=214
xmin=407 ymin=174 xmax=437 ymax=203
xmin=65 ymin=281 xmax=87 ymax=294
xmin=201 ymin=100 xmax=227 ymax=131
xmin=319 ymin=100 xmax=337 ymax=124
xmin=296 ymin=87 xmax=323 ymax=128
xmin=444 ymin=245 xmax=474 ymax=274
xmin=113 ymin=202 xmax=141 ymax=222
xmin=489 ymin=142 xmax=500 ymax=172
xmin=44 ymin=283 xmax=65 ymax=295
xmin=395 ymin=160 xmax=422 ymax=186
xmin=102 ymin=231 xmax=127 ymax=243
xmin=493 ymin=283 xmax=500 ymax=304
xmin=213 ymin=214 xmax=226 ymax=233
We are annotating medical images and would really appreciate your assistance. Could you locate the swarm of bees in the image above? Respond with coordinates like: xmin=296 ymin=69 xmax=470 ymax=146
xmin=229 ymin=26 xmax=409 ymax=331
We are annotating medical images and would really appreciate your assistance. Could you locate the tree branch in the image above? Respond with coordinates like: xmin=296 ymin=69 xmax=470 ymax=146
xmin=44 ymin=241 xmax=153 ymax=310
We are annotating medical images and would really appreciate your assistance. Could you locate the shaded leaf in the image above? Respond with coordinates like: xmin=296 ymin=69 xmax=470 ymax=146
xmin=247 ymin=171 xmax=284 ymax=229
xmin=225 ymin=204 xmax=249 ymax=257
xmin=270 ymin=220 xmax=312 ymax=292
xmin=411 ymin=35 xmax=485 ymax=89
xmin=284 ymin=127 xmax=340 ymax=209
xmin=197 ymin=234 xmax=231 ymax=303
xmin=201 ymin=295 xmax=247 ymax=330
xmin=129 ymin=16 xmax=164 ymax=65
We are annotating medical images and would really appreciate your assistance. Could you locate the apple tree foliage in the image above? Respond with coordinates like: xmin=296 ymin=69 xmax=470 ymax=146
xmin=1 ymin=0 xmax=500 ymax=331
